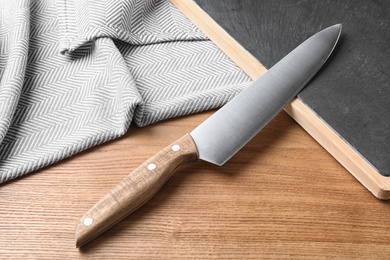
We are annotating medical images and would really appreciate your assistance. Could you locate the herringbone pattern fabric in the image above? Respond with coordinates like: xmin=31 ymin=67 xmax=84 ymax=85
xmin=0 ymin=0 xmax=252 ymax=183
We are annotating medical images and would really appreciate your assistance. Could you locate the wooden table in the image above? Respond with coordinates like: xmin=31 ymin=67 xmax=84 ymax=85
xmin=2 ymin=109 xmax=390 ymax=258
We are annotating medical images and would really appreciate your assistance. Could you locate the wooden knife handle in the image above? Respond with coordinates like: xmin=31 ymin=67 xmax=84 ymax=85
xmin=75 ymin=133 xmax=199 ymax=248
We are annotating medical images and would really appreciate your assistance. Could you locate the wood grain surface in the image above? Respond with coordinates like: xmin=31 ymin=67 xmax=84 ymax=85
xmin=2 ymin=1 xmax=390 ymax=258
xmin=2 ymin=110 xmax=390 ymax=258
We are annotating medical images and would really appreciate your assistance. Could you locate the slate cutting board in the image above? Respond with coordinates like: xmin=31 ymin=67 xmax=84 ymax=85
xmin=174 ymin=0 xmax=390 ymax=199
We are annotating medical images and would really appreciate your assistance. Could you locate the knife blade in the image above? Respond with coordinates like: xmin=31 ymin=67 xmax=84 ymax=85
xmin=75 ymin=24 xmax=342 ymax=247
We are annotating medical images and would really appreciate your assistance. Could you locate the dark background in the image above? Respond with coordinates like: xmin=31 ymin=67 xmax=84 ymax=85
xmin=196 ymin=0 xmax=390 ymax=176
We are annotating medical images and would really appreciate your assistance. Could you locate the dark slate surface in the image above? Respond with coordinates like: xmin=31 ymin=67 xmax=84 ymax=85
xmin=196 ymin=0 xmax=390 ymax=176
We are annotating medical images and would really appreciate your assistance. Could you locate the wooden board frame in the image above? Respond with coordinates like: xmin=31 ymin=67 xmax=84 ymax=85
xmin=172 ymin=0 xmax=390 ymax=199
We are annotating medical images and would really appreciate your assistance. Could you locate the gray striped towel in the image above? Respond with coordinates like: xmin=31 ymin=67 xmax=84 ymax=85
xmin=0 ymin=0 xmax=252 ymax=183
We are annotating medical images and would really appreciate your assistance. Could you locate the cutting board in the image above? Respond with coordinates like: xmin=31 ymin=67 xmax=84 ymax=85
xmin=173 ymin=0 xmax=390 ymax=199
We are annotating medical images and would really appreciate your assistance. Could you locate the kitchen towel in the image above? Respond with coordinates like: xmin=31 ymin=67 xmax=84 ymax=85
xmin=0 ymin=0 xmax=252 ymax=183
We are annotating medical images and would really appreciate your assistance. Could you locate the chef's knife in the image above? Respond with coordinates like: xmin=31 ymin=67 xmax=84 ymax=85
xmin=75 ymin=24 xmax=342 ymax=247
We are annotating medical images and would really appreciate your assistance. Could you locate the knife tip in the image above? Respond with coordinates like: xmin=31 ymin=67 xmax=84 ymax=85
xmin=334 ymin=23 xmax=342 ymax=30
xmin=326 ymin=23 xmax=342 ymax=33
xmin=330 ymin=23 xmax=342 ymax=34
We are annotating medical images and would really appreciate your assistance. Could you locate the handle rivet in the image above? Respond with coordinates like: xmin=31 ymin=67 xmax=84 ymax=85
xmin=172 ymin=144 xmax=181 ymax=152
xmin=147 ymin=163 xmax=157 ymax=171
xmin=84 ymin=217 xmax=93 ymax=227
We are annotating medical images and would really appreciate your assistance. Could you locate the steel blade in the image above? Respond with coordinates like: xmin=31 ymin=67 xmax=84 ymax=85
xmin=190 ymin=24 xmax=342 ymax=166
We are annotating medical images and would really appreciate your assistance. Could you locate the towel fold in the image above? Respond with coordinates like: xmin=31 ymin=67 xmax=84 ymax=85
xmin=0 ymin=0 xmax=252 ymax=183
